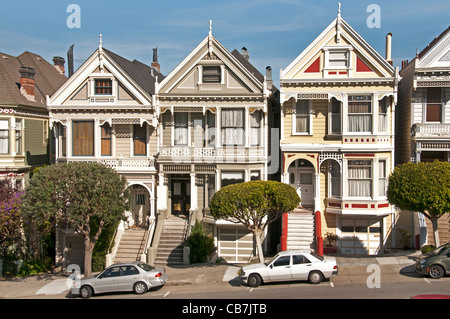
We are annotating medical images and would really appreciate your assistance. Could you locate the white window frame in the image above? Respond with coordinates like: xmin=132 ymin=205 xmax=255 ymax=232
xmin=323 ymin=46 xmax=352 ymax=71
xmin=347 ymin=159 xmax=373 ymax=199
xmin=292 ymin=99 xmax=312 ymax=135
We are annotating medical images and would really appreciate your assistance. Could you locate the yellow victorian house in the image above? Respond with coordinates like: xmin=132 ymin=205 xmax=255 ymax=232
xmin=280 ymin=7 xmax=399 ymax=255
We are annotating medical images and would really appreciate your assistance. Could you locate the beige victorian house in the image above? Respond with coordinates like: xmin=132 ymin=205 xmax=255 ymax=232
xmin=279 ymin=9 xmax=399 ymax=255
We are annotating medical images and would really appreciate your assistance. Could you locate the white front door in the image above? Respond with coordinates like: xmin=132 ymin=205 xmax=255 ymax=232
xmin=289 ymin=167 xmax=314 ymax=207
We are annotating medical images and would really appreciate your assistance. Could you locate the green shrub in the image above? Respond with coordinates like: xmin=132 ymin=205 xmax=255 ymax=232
xmin=421 ymin=245 xmax=435 ymax=253
xmin=185 ymin=220 xmax=215 ymax=264
xmin=17 ymin=258 xmax=52 ymax=277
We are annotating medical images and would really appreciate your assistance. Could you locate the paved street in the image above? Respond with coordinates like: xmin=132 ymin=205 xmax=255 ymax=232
xmin=1 ymin=250 xmax=449 ymax=302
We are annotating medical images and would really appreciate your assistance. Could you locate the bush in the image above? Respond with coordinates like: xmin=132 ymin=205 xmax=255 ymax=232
xmin=17 ymin=258 xmax=52 ymax=277
xmin=185 ymin=220 xmax=215 ymax=264
xmin=421 ymin=245 xmax=435 ymax=253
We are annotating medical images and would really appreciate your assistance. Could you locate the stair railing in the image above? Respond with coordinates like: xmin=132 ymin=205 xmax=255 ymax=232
xmin=141 ymin=217 xmax=156 ymax=262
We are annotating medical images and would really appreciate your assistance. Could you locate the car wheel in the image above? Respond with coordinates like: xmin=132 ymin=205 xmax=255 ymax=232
xmin=80 ymin=285 xmax=92 ymax=298
xmin=308 ymin=271 xmax=324 ymax=284
xmin=247 ymin=274 xmax=262 ymax=287
xmin=133 ymin=281 xmax=148 ymax=294
xmin=428 ymin=265 xmax=445 ymax=279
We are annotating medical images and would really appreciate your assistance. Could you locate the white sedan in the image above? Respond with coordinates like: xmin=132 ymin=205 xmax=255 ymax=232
xmin=239 ymin=250 xmax=338 ymax=287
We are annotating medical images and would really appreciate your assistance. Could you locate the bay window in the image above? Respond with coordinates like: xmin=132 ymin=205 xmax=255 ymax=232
xmin=15 ymin=119 xmax=22 ymax=154
xmin=378 ymin=97 xmax=387 ymax=133
xmin=250 ymin=110 xmax=262 ymax=146
xmin=133 ymin=124 xmax=146 ymax=156
xmin=378 ymin=160 xmax=387 ymax=197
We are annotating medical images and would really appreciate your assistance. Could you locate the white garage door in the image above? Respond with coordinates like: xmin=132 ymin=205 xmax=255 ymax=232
xmin=218 ymin=227 xmax=254 ymax=263
xmin=341 ymin=219 xmax=382 ymax=255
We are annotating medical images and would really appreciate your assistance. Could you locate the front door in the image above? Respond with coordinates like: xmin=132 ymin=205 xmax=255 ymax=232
xmin=171 ymin=179 xmax=190 ymax=216
xmin=289 ymin=167 xmax=314 ymax=208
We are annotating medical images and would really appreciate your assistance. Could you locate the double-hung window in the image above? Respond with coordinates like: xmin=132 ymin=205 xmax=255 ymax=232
xmin=0 ymin=120 xmax=9 ymax=154
xmin=133 ymin=125 xmax=146 ymax=156
xmin=331 ymin=98 xmax=341 ymax=134
xmin=348 ymin=95 xmax=372 ymax=133
xmin=378 ymin=97 xmax=388 ymax=133
xmin=250 ymin=110 xmax=262 ymax=146
xmin=101 ymin=123 xmax=112 ymax=156
xmin=348 ymin=160 xmax=372 ymax=198
xmin=222 ymin=109 xmax=244 ymax=146
xmin=72 ymin=121 xmax=94 ymax=156
xmin=15 ymin=119 xmax=22 ymax=154
xmin=378 ymin=160 xmax=387 ymax=197
xmin=293 ymin=100 xmax=310 ymax=134
xmin=202 ymin=66 xmax=221 ymax=83
xmin=426 ymin=87 xmax=442 ymax=123
xmin=174 ymin=113 xmax=188 ymax=145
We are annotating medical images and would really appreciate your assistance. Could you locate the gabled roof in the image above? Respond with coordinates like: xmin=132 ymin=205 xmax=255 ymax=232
xmin=103 ymin=48 xmax=164 ymax=95
xmin=158 ymin=30 xmax=265 ymax=95
xmin=281 ymin=15 xmax=395 ymax=80
xmin=416 ymin=26 xmax=450 ymax=69
xmin=418 ymin=26 xmax=450 ymax=60
xmin=0 ymin=51 xmax=67 ymax=108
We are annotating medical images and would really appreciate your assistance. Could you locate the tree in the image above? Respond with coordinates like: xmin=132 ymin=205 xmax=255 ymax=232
xmin=209 ymin=180 xmax=300 ymax=264
xmin=387 ymin=161 xmax=450 ymax=247
xmin=21 ymin=162 xmax=129 ymax=277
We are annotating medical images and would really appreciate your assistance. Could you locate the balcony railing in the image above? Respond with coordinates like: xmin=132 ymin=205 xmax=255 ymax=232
xmin=159 ymin=146 xmax=265 ymax=162
xmin=58 ymin=156 xmax=156 ymax=171
xmin=413 ymin=123 xmax=450 ymax=137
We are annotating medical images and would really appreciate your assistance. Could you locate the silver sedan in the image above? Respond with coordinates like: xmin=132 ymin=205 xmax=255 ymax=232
xmin=70 ymin=261 xmax=168 ymax=298
xmin=240 ymin=250 xmax=338 ymax=287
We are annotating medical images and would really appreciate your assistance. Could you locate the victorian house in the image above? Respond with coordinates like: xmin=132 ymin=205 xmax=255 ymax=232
xmin=154 ymin=23 xmax=278 ymax=263
xmin=397 ymin=26 xmax=450 ymax=247
xmin=47 ymin=37 xmax=163 ymax=268
xmin=279 ymin=7 xmax=399 ymax=255
xmin=0 ymin=51 xmax=66 ymax=188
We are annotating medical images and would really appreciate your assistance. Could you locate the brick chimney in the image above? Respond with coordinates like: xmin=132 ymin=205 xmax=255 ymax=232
xmin=53 ymin=56 xmax=65 ymax=75
xmin=151 ymin=48 xmax=160 ymax=73
xmin=241 ymin=47 xmax=249 ymax=61
xmin=19 ymin=67 xmax=36 ymax=101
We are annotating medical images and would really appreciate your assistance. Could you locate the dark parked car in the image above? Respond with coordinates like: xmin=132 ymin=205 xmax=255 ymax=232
xmin=71 ymin=261 xmax=168 ymax=298
xmin=416 ymin=242 xmax=450 ymax=279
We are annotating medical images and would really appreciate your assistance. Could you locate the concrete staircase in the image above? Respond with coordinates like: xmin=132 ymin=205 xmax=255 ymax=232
xmin=114 ymin=227 xmax=148 ymax=263
xmin=154 ymin=216 xmax=188 ymax=266
xmin=286 ymin=209 xmax=315 ymax=250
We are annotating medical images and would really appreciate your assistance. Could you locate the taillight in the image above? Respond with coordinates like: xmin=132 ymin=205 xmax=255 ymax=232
xmin=155 ymin=272 xmax=162 ymax=278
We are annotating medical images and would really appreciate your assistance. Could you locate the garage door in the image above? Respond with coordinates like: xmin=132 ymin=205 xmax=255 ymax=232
xmin=341 ymin=219 xmax=382 ymax=255
xmin=218 ymin=227 xmax=254 ymax=263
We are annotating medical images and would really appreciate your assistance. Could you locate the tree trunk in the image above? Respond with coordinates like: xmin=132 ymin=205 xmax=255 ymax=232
xmin=431 ymin=217 xmax=440 ymax=247
xmin=254 ymin=229 xmax=265 ymax=264
xmin=83 ymin=236 xmax=94 ymax=277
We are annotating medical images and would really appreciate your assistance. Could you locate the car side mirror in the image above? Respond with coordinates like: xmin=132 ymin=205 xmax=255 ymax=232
xmin=269 ymin=264 xmax=273 ymax=269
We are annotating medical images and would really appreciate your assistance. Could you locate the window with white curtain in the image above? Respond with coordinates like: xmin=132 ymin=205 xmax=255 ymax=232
xmin=348 ymin=95 xmax=372 ymax=133
xmin=348 ymin=160 xmax=372 ymax=197
xmin=330 ymin=161 xmax=341 ymax=198
xmin=174 ymin=112 xmax=188 ymax=145
xmin=378 ymin=97 xmax=387 ymax=133
xmin=378 ymin=160 xmax=387 ymax=197
xmin=294 ymin=100 xmax=310 ymax=134
xmin=15 ymin=119 xmax=22 ymax=154
xmin=250 ymin=110 xmax=262 ymax=146
xmin=221 ymin=171 xmax=244 ymax=187
xmin=221 ymin=109 xmax=244 ymax=146
xmin=0 ymin=120 xmax=9 ymax=154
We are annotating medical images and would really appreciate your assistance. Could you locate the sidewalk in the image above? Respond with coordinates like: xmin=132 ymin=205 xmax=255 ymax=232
xmin=0 ymin=249 xmax=422 ymax=299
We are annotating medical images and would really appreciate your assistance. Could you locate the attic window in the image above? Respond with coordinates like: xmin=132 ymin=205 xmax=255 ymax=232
xmin=202 ymin=66 xmax=221 ymax=83
xmin=94 ymin=79 xmax=112 ymax=95
xmin=328 ymin=50 xmax=349 ymax=68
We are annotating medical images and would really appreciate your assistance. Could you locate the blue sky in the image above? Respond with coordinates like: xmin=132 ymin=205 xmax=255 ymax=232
xmin=1 ymin=0 xmax=449 ymax=85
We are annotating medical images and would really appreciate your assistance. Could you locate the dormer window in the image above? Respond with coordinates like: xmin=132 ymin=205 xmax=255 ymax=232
xmin=94 ymin=79 xmax=112 ymax=95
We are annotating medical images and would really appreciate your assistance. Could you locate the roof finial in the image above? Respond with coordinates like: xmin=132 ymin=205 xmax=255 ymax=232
xmin=208 ymin=20 xmax=213 ymax=56
xmin=209 ymin=20 xmax=212 ymax=37
xmin=336 ymin=3 xmax=342 ymax=44
xmin=98 ymin=34 xmax=104 ymax=72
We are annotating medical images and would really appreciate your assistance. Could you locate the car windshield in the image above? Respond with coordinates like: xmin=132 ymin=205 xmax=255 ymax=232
xmin=433 ymin=243 xmax=450 ymax=255
xmin=137 ymin=262 xmax=155 ymax=272
xmin=265 ymin=254 xmax=281 ymax=266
